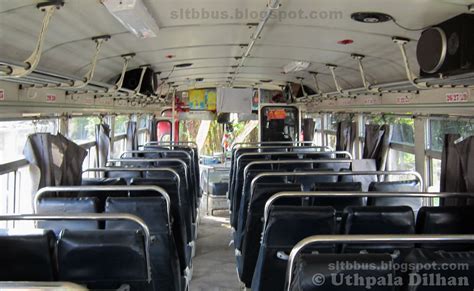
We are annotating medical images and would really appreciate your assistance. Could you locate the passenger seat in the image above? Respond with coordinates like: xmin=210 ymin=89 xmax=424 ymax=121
xmin=341 ymin=206 xmax=415 ymax=254
xmin=251 ymin=206 xmax=336 ymax=291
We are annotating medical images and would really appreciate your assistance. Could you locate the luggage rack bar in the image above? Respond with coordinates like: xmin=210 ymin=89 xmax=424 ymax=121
xmin=0 ymin=213 xmax=153 ymax=283
xmin=250 ymin=170 xmax=424 ymax=197
xmin=285 ymin=233 xmax=474 ymax=291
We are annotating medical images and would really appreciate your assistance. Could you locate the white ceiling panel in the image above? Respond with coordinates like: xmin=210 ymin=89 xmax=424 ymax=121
xmin=0 ymin=0 xmax=471 ymax=92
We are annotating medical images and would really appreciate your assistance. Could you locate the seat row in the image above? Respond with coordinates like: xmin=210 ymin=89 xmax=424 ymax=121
xmin=255 ymin=204 xmax=474 ymax=291
xmin=1 ymin=142 xmax=201 ymax=291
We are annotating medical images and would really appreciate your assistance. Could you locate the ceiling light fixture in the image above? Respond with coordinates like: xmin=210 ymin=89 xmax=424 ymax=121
xmin=351 ymin=12 xmax=393 ymax=23
xmin=175 ymin=63 xmax=193 ymax=68
xmin=283 ymin=61 xmax=311 ymax=74
xmin=102 ymin=0 xmax=159 ymax=39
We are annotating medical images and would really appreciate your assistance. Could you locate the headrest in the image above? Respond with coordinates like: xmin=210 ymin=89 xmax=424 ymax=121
xmin=311 ymin=182 xmax=365 ymax=211
xmin=37 ymin=198 xmax=100 ymax=234
xmin=58 ymin=230 xmax=147 ymax=281
xmin=0 ymin=229 xmax=56 ymax=281
xmin=313 ymin=182 xmax=362 ymax=192
xmin=130 ymin=178 xmax=178 ymax=197
xmin=265 ymin=206 xmax=336 ymax=246
xmin=251 ymin=183 xmax=302 ymax=207
xmin=368 ymin=180 xmax=420 ymax=192
xmin=105 ymin=197 xmax=168 ymax=233
xmin=342 ymin=206 xmax=415 ymax=235
xmin=416 ymin=206 xmax=474 ymax=251
xmin=106 ymin=170 xmax=142 ymax=180
xmin=293 ymin=169 xmax=338 ymax=191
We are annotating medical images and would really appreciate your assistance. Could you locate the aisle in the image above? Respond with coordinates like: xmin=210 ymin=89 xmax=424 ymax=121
xmin=189 ymin=211 xmax=242 ymax=291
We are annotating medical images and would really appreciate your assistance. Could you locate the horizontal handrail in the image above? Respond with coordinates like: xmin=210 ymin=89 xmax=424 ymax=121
xmin=0 ymin=159 xmax=29 ymax=175
xmin=144 ymin=141 xmax=198 ymax=148
xmin=236 ymin=151 xmax=353 ymax=167
xmin=243 ymin=159 xmax=353 ymax=190
xmin=81 ymin=168 xmax=182 ymax=205
xmin=120 ymin=150 xmax=192 ymax=161
xmin=0 ymin=213 xmax=153 ymax=283
xmin=231 ymin=141 xmax=327 ymax=150
xmin=264 ymin=191 xmax=474 ymax=231
xmin=286 ymin=234 xmax=474 ymax=291
xmin=250 ymin=170 xmax=423 ymax=198
xmin=234 ymin=145 xmax=331 ymax=153
xmin=107 ymin=158 xmax=189 ymax=186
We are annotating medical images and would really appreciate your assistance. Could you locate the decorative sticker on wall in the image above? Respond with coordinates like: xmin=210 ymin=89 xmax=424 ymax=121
xmin=446 ymin=92 xmax=469 ymax=103
xmin=46 ymin=94 xmax=57 ymax=103
xmin=188 ymin=89 xmax=216 ymax=111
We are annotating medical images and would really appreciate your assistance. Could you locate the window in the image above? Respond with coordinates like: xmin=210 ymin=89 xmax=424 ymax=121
xmin=68 ymin=116 xmax=100 ymax=144
xmin=427 ymin=118 xmax=472 ymax=190
xmin=114 ymin=115 xmax=129 ymax=135
xmin=428 ymin=119 xmax=470 ymax=152
xmin=0 ymin=119 xmax=58 ymax=164
xmin=179 ymin=120 xmax=201 ymax=142
xmin=391 ymin=118 xmax=415 ymax=146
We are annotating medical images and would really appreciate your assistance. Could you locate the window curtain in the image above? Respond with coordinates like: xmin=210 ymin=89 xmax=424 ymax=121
xmin=363 ymin=124 xmax=392 ymax=171
xmin=441 ymin=134 xmax=474 ymax=205
xmin=126 ymin=121 xmax=138 ymax=151
xmin=148 ymin=117 xmax=158 ymax=142
xmin=95 ymin=123 xmax=111 ymax=168
xmin=302 ymin=118 xmax=315 ymax=142
xmin=23 ymin=133 xmax=87 ymax=192
xmin=336 ymin=121 xmax=356 ymax=152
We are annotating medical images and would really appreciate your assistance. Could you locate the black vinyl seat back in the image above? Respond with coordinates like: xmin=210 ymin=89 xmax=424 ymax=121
xmin=403 ymin=248 xmax=474 ymax=291
xmin=314 ymin=161 xmax=350 ymax=172
xmin=368 ymin=180 xmax=422 ymax=212
xmin=238 ymin=183 xmax=302 ymax=287
xmin=57 ymin=229 xmax=150 ymax=290
xmin=0 ymin=229 xmax=56 ymax=281
xmin=80 ymin=178 xmax=128 ymax=210
xmin=311 ymin=182 xmax=365 ymax=213
xmin=105 ymin=170 xmax=142 ymax=182
xmin=129 ymin=178 xmax=191 ymax=269
xmin=251 ymin=206 xmax=336 ymax=291
xmin=341 ymin=206 xmax=415 ymax=253
xmin=235 ymin=180 xmax=295 ymax=250
xmin=417 ymin=206 xmax=474 ymax=251
xmin=37 ymin=198 xmax=100 ymax=235
xmin=293 ymin=169 xmax=337 ymax=191
xmin=274 ymin=161 xmax=313 ymax=172
xmin=289 ymin=253 xmax=394 ymax=291
xmin=105 ymin=197 xmax=182 ymax=290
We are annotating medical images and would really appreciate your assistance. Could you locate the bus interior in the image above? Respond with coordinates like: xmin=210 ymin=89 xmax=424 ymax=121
xmin=2 ymin=0 xmax=474 ymax=290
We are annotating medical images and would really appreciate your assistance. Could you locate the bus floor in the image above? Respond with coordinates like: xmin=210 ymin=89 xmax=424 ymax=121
xmin=190 ymin=210 xmax=242 ymax=291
